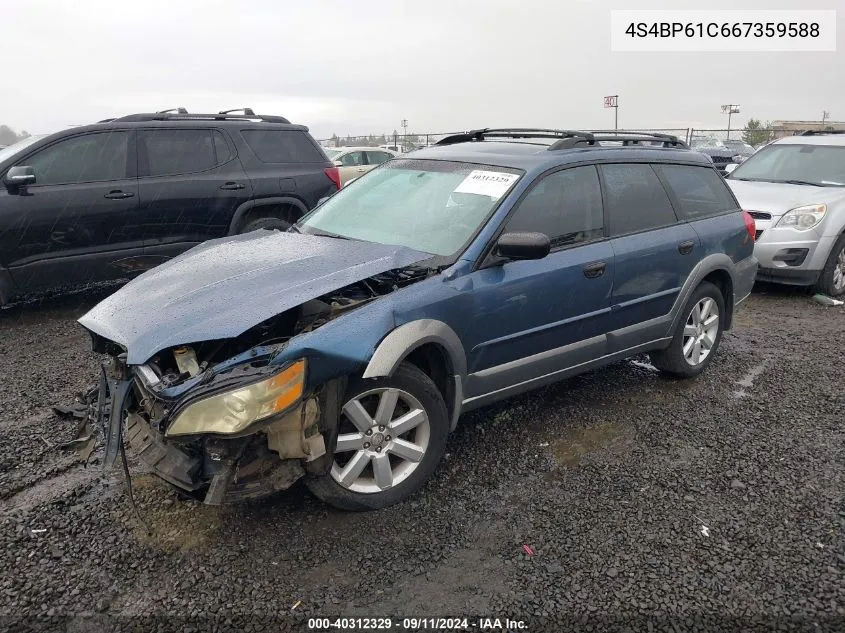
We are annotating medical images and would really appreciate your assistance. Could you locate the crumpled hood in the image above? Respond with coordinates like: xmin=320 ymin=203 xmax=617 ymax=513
xmin=79 ymin=231 xmax=430 ymax=364
xmin=727 ymin=179 xmax=845 ymax=217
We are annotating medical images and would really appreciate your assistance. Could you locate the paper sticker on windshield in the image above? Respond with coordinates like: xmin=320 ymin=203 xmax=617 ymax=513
xmin=454 ymin=170 xmax=518 ymax=200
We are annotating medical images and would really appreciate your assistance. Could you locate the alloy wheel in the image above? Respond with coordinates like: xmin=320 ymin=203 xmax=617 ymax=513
xmin=330 ymin=387 xmax=431 ymax=494
xmin=682 ymin=297 xmax=720 ymax=366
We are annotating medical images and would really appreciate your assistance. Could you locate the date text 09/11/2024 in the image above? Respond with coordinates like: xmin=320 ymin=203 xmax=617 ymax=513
xmin=307 ymin=617 xmax=528 ymax=630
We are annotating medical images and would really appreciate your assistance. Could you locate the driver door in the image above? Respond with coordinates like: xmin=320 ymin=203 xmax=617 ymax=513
xmin=460 ymin=165 xmax=615 ymax=399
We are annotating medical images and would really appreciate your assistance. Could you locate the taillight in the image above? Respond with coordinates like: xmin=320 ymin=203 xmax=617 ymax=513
xmin=742 ymin=210 xmax=756 ymax=241
xmin=324 ymin=166 xmax=341 ymax=190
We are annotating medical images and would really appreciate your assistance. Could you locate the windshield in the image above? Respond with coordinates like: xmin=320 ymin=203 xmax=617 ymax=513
xmin=691 ymin=137 xmax=725 ymax=149
xmin=324 ymin=149 xmax=341 ymax=159
xmin=728 ymin=143 xmax=845 ymax=186
xmin=723 ymin=140 xmax=754 ymax=155
xmin=0 ymin=135 xmax=45 ymax=163
xmin=298 ymin=159 xmax=522 ymax=256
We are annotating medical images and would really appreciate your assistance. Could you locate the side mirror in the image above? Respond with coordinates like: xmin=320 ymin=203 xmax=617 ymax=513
xmin=495 ymin=232 xmax=551 ymax=261
xmin=333 ymin=160 xmax=343 ymax=167
xmin=5 ymin=165 xmax=36 ymax=188
xmin=724 ymin=163 xmax=739 ymax=175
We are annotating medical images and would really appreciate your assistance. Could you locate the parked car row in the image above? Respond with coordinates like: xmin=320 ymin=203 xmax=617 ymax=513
xmin=3 ymin=115 xmax=843 ymax=511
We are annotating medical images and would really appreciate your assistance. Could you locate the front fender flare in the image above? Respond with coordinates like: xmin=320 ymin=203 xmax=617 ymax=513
xmin=363 ymin=319 xmax=467 ymax=379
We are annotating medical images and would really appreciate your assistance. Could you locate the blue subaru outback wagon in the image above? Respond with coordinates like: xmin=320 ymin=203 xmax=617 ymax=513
xmin=79 ymin=129 xmax=758 ymax=510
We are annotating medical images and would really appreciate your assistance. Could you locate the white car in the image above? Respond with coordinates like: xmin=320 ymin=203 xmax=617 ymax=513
xmin=323 ymin=146 xmax=398 ymax=187
xmin=725 ymin=132 xmax=845 ymax=296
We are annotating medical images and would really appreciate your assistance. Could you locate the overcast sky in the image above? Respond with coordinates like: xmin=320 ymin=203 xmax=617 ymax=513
xmin=1 ymin=0 xmax=841 ymax=139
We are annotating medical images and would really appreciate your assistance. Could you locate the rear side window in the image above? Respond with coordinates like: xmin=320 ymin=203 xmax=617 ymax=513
xmin=339 ymin=151 xmax=365 ymax=167
xmin=366 ymin=151 xmax=393 ymax=165
xmin=140 ymin=129 xmax=221 ymax=176
xmin=656 ymin=165 xmax=737 ymax=219
xmin=240 ymin=130 xmax=324 ymax=163
xmin=601 ymin=164 xmax=677 ymax=236
xmin=505 ymin=165 xmax=604 ymax=248
xmin=26 ymin=132 xmax=129 ymax=185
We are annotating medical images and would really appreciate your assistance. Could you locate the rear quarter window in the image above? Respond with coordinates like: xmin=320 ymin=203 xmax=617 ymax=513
xmin=655 ymin=164 xmax=737 ymax=219
xmin=240 ymin=130 xmax=325 ymax=163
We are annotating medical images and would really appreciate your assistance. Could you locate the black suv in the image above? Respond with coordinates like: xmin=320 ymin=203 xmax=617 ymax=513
xmin=0 ymin=108 xmax=339 ymax=305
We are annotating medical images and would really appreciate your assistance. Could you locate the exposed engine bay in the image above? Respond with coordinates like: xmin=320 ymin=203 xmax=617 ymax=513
xmin=92 ymin=264 xmax=434 ymax=505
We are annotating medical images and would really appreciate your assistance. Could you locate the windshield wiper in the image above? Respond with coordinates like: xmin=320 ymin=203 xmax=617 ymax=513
xmin=780 ymin=179 xmax=823 ymax=187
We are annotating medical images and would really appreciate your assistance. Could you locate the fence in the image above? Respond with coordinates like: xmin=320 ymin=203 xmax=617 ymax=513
xmin=317 ymin=127 xmax=791 ymax=151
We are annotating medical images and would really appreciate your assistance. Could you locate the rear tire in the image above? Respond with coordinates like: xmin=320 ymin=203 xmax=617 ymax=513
xmin=813 ymin=233 xmax=845 ymax=297
xmin=305 ymin=362 xmax=449 ymax=511
xmin=239 ymin=216 xmax=291 ymax=233
xmin=650 ymin=281 xmax=725 ymax=378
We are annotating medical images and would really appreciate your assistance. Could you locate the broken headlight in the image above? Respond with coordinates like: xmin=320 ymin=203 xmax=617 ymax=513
xmin=166 ymin=359 xmax=306 ymax=436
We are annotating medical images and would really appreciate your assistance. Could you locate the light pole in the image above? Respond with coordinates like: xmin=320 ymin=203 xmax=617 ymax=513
xmin=401 ymin=119 xmax=408 ymax=150
xmin=721 ymin=104 xmax=740 ymax=139
xmin=822 ymin=110 xmax=830 ymax=130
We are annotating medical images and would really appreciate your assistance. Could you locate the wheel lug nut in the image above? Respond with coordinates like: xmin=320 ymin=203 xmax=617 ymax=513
xmin=363 ymin=442 xmax=370 ymax=449
xmin=375 ymin=446 xmax=382 ymax=452
xmin=385 ymin=435 xmax=391 ymax=441
xmin=378 ymin=425 xmax=385 ymax=432
xmin=366 ymin=429 xmax=373 ymax=436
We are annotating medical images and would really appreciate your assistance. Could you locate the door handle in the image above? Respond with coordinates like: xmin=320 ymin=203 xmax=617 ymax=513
xmin=104 ymin=190 xmax=134 ymax=199
xmin=582 ymin=261 xmax=607 ymax=279
xmin=678 ymin=240 xmax=695 ymax=255
xmin=220 ymin=182 xmax=245 ymax=190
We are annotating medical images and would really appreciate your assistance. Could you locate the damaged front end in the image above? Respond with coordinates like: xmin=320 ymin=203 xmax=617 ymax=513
xmin=97 ymin=344 xmax=345 ymax=505
xmin=89 ymin=264 xmax=434 ymax=505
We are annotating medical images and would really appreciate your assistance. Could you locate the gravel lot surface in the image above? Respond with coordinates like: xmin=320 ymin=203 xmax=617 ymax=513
xmin=0 ymin=286 xmax=842 ymax=632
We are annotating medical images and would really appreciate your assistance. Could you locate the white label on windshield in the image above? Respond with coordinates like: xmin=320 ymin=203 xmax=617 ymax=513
xmin=454 ymin=170 xmax=518 ymax=200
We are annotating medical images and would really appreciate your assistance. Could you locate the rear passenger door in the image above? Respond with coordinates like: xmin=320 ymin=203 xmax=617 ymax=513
xmin=600 ymin=163 xmax=699 ymax=351
xmin=137 ymin=128 xmax=251 ymax=260
xmin=653 ymin=164 xmax=744 ymax=257
xmin=337 ymin=150 xmax=368 ymax=186
xmin=464 ymin=165 xmax=614 ymax=397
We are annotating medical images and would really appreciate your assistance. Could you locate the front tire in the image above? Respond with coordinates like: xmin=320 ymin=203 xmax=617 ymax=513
xmin=305 ymin=362 xmax=449 ymax=511
xmin=650 ymin=281 xmax=725 ymax=378
xmin=814 ymin=234 xmax=845 ymax=297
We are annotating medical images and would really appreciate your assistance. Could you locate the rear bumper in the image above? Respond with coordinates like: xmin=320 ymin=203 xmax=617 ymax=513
xmin=756 ymin=267 xmax=821 ymax=287
xmin=733 ymin=255 xmax=758 ymax=306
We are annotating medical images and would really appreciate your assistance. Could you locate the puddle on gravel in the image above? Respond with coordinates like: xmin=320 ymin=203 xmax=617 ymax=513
xmin=552 ymin=422 xmax=636 ymax=467
xmin=733 ymin=360 xmax=770 ymax=398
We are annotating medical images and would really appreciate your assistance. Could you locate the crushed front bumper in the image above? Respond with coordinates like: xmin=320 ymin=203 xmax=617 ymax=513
xmin=95 ymin=358 xmax=337 ymax=505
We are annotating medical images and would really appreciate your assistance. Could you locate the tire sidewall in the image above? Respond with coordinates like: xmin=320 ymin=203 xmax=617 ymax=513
xmin=306 ymin=363 xmax=449 ymax=511
xmin=667 ymin=282 xmax=726 ymax=376
xmin=817 ymin=234 xmax=845 ymax=297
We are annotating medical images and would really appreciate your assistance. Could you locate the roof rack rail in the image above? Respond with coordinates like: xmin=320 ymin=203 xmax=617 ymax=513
xmin=798 ymin=129 xmax=845 ymax=136
xmin=548 ymin=131 xmax=687 ymax=150
xmin=219 ymin=107 xmax=255 ymax=115
xmin=111 ymin=111 xmax=290 ymax=124
xmin=436 ymin=128 xmax=687 ymax=149
xmin=98 ymin=117 xmax=117 ymax=123
xmin=436 ymin=128 xmax=588 ymax=145
xmin=157 ymin=107 xmax=188 ymax=114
